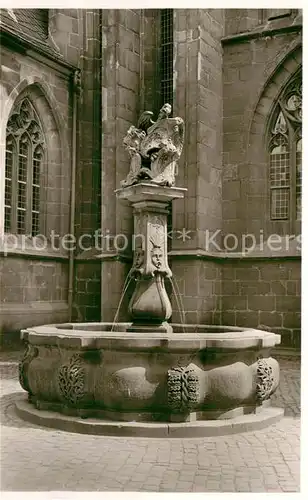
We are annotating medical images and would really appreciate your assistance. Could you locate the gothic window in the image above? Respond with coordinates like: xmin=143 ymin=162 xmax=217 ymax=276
xmin=268 ymin=74 xmax=302 ymax=222
xmin=4 ymin=98 xmax=45 ymax=235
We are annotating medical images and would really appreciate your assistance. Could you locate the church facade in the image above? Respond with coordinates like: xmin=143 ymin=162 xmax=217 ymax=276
xmin=0 ymin=9 xmax=302 ymax=350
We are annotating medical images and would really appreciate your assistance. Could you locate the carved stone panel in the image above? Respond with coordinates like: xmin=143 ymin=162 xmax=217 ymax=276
xmin=19 ymin=342 xmax=39 ymax=395
xmin=58 ymin=354 xmax=86 ymax=405
xmin=256 ymin=359 xmax=275 ymax=401
xmin=167 ymin=366 xmax=199 ymax=411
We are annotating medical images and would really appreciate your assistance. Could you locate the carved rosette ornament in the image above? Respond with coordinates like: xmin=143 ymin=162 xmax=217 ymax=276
xmin=58 ymin=354 xmax=86 ymax=405
xmin=19 ymin=342 xmax=39 ymax=395
xmin=256 ymin=359 xmax=275 ymax=402
xmin=167 ymin=367 xmax=199 ymax=411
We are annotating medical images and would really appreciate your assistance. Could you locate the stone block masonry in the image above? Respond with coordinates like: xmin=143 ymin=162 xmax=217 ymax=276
xmin=221 ymin=259 xmax=301 ymax=348
xmin=173 ymin=9 xmax=224 ymax=247
xmin=219 ymin=9 xmax=302 ymax=351
xmin=171 ymin=259 xmax=221 ymax=325
xmin=0 ymin=9 xmax=78 ymax=343
xmin=100 ymin=9 xmax=142 ymax=321
xmin=74 ymin=261 xmax=101 ymax=322
xmin=170 ymin=10 xmax=224 ymax=328
xmin=222 ymin=12 xmax=302 ymax=242
xmin=0 ymin=257 xmax=68 ymax=345
xmin=73 ymin=10 xmax=102 ymax=321
xmin=0 ymin=8 xmax=301 ymax=351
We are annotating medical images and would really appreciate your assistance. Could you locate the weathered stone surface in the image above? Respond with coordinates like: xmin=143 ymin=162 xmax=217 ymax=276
xmin=19 ymin=323 xmax=281 ymax=422
xmin=120 ymin=104 xmax=185 ymax=188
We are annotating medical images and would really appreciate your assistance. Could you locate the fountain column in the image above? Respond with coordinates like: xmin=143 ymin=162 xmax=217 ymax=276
xmin=116 ymin=183 xmax=186 ymax=333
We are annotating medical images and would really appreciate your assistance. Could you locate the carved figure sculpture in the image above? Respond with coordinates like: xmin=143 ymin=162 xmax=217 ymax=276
xmin=121 ymin=103 xmax=184 ymax=188
xmin=120 ymin=126 xmax=147 ymax=187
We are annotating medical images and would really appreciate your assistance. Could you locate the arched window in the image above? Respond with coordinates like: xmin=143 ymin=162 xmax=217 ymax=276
xmin=268 ymin=74 xmax=302 ymax=223
xmin=4 ymin=98 xmax=45 ymax=235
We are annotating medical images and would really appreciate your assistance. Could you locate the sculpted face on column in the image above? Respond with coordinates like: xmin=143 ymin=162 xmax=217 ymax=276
xmin=130 ymin=245 xmax=145 ymax=278
xmin=135 ymin=248 xmax=145 ymax=268
xmin=151 ymin=245 xmax=163 ymax=270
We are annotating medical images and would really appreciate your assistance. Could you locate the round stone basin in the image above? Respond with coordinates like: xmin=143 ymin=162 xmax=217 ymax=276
xmin=18 ymin=323 xmax=281 ymax=426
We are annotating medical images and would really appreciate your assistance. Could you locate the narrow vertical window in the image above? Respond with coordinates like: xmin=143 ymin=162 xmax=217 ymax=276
xmin=32 ymin=145 xmax=43 ymax=235
xmin=159 ymin=9 xmax=174 ymax=250
xmin=160 ymin=9 xmax=174 ymax=107
xmin=17 ymin=134 xmax=29 ymax=234
xmin=296 ymin=138 xmax=302 ymax=220
xmin=4 ymin=135 xmax=15 ymax=233
xmin=270 ymin=142 xmax=290 ymax=220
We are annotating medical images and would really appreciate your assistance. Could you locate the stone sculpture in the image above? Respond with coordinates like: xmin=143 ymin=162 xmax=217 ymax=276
xmin=121 ymin=103 xmax=184 ymax=188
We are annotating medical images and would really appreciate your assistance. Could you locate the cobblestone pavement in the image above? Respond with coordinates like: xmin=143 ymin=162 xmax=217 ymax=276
xmin=0 ymin=355 xmax=301 ymax=492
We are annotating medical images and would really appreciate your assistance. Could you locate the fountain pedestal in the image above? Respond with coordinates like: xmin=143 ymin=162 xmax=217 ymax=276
xmin=116 ymin=183 xmax=186 ymax=333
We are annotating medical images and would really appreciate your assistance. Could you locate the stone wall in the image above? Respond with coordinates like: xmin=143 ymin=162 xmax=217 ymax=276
xmin=49 ymin=9 xmax=83 ymax=65
xmin=0 ymin=47 xmax=72 ymax=237
xmin=170 ymin=9 xmax=224 ymax=323
xmin=220 ymin=9 xmax=302 ymax=350
xmin=0 ymin=256 xmax=68 ymax=344
xmin=173 ymin=9 xmax=224 ymax=246
xmin=0 ymin=9 xmax=81 ymax=343
xmin=221 ymin=259 xmax=301 ymax=349
xmin=100 ymin=9 xmax=142 ymax=321
xmin=0 ymin=8 xmax=302 ymax=351
xmin=73 ymin=10 xmax=102 ymax=322
xmin=171 ymin=258 xmax=221 ymax=325
xmin=222 ymin=9 xmax=302 ymax=242
xmin=74 ymin=260 xmax=101 ymax=321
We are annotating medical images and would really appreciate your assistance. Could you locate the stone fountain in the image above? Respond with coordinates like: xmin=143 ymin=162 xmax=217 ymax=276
xmin=16 ymin=104 xmax=283 ymax=437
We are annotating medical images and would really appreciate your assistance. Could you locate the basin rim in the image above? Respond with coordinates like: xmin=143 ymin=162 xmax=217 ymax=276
xmin=21 ymin=323 xmax=281 ymax=350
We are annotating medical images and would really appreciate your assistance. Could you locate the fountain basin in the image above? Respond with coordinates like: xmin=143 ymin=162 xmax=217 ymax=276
xmin=18 ymin=323 xmax=282 ymax=430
